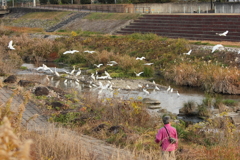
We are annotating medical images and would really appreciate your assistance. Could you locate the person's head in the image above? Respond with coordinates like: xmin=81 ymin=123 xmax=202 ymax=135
xmin=162 ymin=116 xmax=171 ymax=124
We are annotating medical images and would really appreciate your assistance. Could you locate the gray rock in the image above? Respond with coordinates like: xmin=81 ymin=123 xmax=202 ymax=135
xmin=3 ymin=75 xmax=17 ymax=83
xmin=148 ymin=105 xmax=161 ymax=109
xmin=34 ymin=86 xmax=49 ymax=96
xmin=142 ymin=98 xmax=161 ymax=105
xmin=51 ymin=101 xmax=66 ymax=110
xmin=18 ymin=80 xmax=38 ymax=87
xmin=230 ymin=115 xmax=240 ymax=125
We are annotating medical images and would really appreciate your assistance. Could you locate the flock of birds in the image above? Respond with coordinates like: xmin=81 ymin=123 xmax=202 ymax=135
xmin=10 ymin=29 xmax=238 ymax=100
xmin=183 ymin=30 xmax=240 ymax=55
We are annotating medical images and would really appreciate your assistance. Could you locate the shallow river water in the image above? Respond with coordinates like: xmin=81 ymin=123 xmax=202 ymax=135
xmin=18 ymin=62 xmax=239 ymax=115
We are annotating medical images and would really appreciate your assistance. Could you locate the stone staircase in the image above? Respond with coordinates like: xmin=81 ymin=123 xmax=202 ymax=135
xmin=46 ymin=12 xmax=89 ymax=32
xmin=116 ymin=14 xmax=240 ymax=42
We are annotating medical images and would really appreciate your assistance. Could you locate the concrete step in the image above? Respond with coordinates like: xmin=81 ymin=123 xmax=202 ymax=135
xmin=116 ymin=14 xmax=240 ymax=42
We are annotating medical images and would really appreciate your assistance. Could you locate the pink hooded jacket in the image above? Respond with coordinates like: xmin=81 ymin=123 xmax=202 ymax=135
xmin=155 ymin=124 xmax=178 ymax=151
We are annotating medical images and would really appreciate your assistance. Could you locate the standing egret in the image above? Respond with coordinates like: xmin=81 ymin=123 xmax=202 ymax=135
xmin=54 ymin=67 xmax=60 ymax=77
xmin=8 ymin=40 xmax=15 ymax=50
xmin=177 ymin=91 xmax=180 ymax=97
xmin=167 ymin=86 xmax=171 ymax=92
xmin=155 ymin=85 xmax=160 ymax=91
xmin=75 ymin=68 xmax=81 ymax=77
xmin=105 ymin=71 xmax=111 ymax=77
xmin=70 ymin=66 xmax=76 ymax=75
xmin=143 ymin=89 xmax=150 ymax=95
xmin=91 ymin=73 xmax=96 ymax=81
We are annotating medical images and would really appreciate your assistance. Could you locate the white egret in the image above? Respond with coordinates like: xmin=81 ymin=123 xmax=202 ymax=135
xmin=94 ymin=64 xmax=103 ymax=68
xmin=138 ymin=84 xmax=143 ymax=88
xmin=126 ymin=85 xmax=131 ymax=89
xmin=109 ymin=61 xmax=118 ymax=65
xmin=63 ymin=50 xmax=79 ymax=54
xmin=212 ymin=44 xmax=224 ymax=53
xmin=54 ymin=67 xmax=60 ymax=77
xmin=166 ymin=86 xmax=171 ymax=92
xmin=107 ymin=63 xmax=113 ymax=66
xmin=91 ymin=73 xmax=96 ymax=81
xmin=8 ymin=40 xmax=15 ymax=50
xmin=84 ymin=50 xmax=95 ymax=54
xmin=216 ymin=30 xmax=228 ymax=36
xmin=75 ymin=68 xmax=81 ymax=77
xmin=105 ymin=71 xmax=111 ymax=77
xmin=177 ymin=91 xmax=180 ymax=97
xmin=155 ymin=86 xmax=160 ymax=91
xmin=153 ymin=80 xmax=155 ymax=84
xmin=144 ymin=63 xmax=154 ymax=65
xmin=70 ymin=66 xmax=76 ymax=75
xmin=134 ymin=71 xmax=144 ymax=77
xmin=238 ymin=50 xmax=240 ymax=54
xmin=36 ymin=64 xmax=53 ymax=73
xmin=170 ymin=88 xmax=173 ymax=93
xmin=143 ymin=89 xmax=150 ymax=95
xmin=183 ymin=49 xmax=192 ymax=55
xmin=136 ymin=57 xmax=146 ymax=60
xmin=55 ymin=80 xmax=60 ymax=88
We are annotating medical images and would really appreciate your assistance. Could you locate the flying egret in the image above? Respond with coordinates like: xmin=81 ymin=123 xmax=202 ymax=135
xmin=183 ymin=49 xmax=192 ymax=55
xmin=36 ymin=64 xmax=53 ymax=73
xmin=212 ymin=44 xmax=224 ymax=53
xmin=8 ymin=40 xmax=15 ymax=50
xmin=144 ymin=63 xmax=154 ymax=66
xmin=143 ymin=89 xmax=150 ymax=95
xmin=75 ymin=68 xmax=81 ymax=77
xmin=107 ymin=63 xmax=114 ymax=66
xmin=216 ymin=30 xmax=228 ymax=36
xmin=94 ymin=64 xmax=103 ymax=68
xmin=134 ymin=71 xmax=144 ymax=77
xmin=63 ymin=50 xmax=79 ymax=54
xmin=136 ymin=57 xmax=146 ymax=60
xmin=84 ymin=50 xmax=95 ymax=54
xmin=109 ymin=61 xmax=118 ymax=65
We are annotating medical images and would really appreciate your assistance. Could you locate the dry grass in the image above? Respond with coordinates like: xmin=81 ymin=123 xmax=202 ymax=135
xmin=19 ymin=12 xmax=72 ymax=20
xmin=84 ymin=12 xmax=141 ymax=20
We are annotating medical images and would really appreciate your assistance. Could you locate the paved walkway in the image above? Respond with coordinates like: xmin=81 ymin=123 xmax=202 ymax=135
xmin=0 ymin=87 xmax=145 ymax=160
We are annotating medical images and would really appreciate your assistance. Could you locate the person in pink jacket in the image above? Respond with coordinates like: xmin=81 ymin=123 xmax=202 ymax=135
xmin=155 ymin=116 xmax=178 ymax=160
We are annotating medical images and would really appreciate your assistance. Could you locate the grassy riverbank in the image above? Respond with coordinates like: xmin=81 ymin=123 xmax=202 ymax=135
xmin=0 ymin=12 xmax=240 ymax=159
